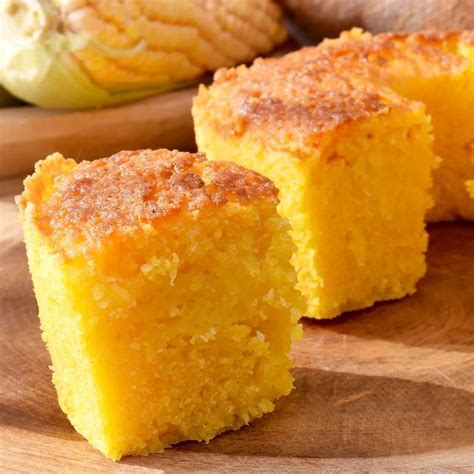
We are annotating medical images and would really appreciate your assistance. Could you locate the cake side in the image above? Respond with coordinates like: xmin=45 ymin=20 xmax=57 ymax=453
xmin=299 ymin=107 xmax=435 ymax=317
xmin=20 ymin=217 xmax=110 ymax=453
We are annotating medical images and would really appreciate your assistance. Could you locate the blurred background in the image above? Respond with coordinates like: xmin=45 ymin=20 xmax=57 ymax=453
xmin=1 ymin=0 xmax=473 ymax=178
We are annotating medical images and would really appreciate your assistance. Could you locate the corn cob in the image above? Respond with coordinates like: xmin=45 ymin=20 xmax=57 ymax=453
xmin=0 ymin=0 xmax=286 ymax=109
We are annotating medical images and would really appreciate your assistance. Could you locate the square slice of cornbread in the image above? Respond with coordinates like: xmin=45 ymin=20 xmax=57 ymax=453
xmin=17 ymin=150 xmax=303 ymax=460
xmin=194 ymin=65 xmax=437 ymax=319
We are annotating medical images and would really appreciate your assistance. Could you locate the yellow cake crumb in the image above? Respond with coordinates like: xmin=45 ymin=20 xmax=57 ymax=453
xmin=17 ymin=149 xmax=303 ymax=460
xmin=467 ymin=144 xmax=474 ymax=199
xmin=468 ymin=181 xmax=474 ymax=199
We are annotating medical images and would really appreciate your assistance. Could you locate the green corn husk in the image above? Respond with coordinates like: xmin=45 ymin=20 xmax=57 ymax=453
xmin=0 ymin=1 xmax=188 ymax=109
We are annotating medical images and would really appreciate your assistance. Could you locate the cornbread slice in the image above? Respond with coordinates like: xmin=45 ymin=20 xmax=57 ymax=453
xmin=321 ymin=30 xmax=474 ymax=222
xmin=193 ymin=32 xmax=441 ymax=319
xmin=17 ymin=150 xmax=303 ymax=460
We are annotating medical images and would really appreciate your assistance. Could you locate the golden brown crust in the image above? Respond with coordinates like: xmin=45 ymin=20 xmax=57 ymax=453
xmin=194 ymin=29 xmax=472 ymax=151
xmin=18 ymin=149 xmax=277 ymax=250
xmin=320 ymin=29 xmax=470 ymax=72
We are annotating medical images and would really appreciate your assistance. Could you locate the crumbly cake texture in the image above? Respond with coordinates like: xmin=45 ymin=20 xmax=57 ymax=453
xmin=17 ymin=150 xmax=303 ymax=460
xmin=468 ymin=181 xmax=474 ymax=198
xmin=468 ymin=145 xmax=474 ymax=199
xmin=192 ymin=29 xmax=472 ymax=319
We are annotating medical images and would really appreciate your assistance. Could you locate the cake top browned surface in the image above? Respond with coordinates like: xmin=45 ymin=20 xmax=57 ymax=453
xmin=18 ymin=149 xmax=277 ymax=251
xmin=194 ymin=29 xmax=472 ymax=151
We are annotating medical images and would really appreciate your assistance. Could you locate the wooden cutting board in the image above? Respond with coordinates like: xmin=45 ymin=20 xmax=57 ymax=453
xmin=1 ymin=177 xmax=473 ymax=471
xmin=0 ymin=88 xmax=198 ymax=178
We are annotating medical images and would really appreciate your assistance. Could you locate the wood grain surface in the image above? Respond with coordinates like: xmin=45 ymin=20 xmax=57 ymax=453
xmin=0 ymin=88 xmax=197 ymax=179
xmin=1 ymin=177 xmax=473 ymax=471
